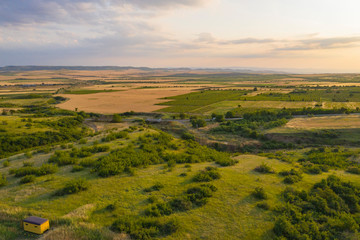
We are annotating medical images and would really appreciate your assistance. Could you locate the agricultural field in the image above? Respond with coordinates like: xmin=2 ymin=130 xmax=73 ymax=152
xmin=1 ymin=68 xmax=360 ymax=240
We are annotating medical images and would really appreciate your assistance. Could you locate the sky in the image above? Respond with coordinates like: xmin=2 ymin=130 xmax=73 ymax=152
xmin=1 ymin=0 xmax=360 ymax=73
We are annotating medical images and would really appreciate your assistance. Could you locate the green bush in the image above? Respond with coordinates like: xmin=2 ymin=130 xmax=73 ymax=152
xmin=256 ymin=201 xmax=271 ymax=210
xmin=20 ymin=175 xmax=36 ymax=184
xmin=0 ymin=173 xmax=7 ymax=187
xmin=55 ymin=179 xmax=90 ymax=196
xmin=279 ymin=169 xmax=303 ymax=184
xmin=111 ymin=216 xmax=179 ymax=240
xmin=71 ymin=165 xmax=84 ymax=172
xmin=252 ymin=187 xmax=267 ymax=200
xmin=274 ymin=175 xmax=360 ymax=239
xmin=2 ymin=160 xmax=9 ymax=168
xmin=254 ymin=163 xmax=275 ymax=174
xmin=144 ymin=182 xmax=164 ymax=192
xmin=346 ymin=166 xmax=360 ymax=175
xmin=193 ymin=167 xmax=221 ymax=182
xmin=12 ymin=164 xmax=58 ymax=177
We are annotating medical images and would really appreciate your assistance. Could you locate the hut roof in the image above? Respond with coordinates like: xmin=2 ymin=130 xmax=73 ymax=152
xmin=23 ymin=216 xmax=48 ymax=225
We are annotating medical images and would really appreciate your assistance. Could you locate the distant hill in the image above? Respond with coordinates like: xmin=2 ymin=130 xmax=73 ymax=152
xmin=0 ymin=65 xmax=287 ymax=74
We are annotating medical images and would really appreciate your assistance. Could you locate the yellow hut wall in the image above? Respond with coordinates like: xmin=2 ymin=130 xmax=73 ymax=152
xmin=23 ymin=220 xmax=49 ymax=234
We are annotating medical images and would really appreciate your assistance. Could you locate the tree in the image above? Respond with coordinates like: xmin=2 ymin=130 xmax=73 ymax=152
xmin=225 ymin=111 xmax=234 ymax=118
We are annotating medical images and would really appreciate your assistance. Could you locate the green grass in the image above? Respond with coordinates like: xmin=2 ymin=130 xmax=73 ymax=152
xmin=156 ymin=90 xmax=249 ymax=113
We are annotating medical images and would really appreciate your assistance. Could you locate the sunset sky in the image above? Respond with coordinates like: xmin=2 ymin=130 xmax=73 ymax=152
xmin=1 ymin=0 xmax=360 ymax=72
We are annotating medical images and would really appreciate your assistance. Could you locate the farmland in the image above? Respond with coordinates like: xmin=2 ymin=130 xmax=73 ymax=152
xmin=1 ymin=68 xmax=360 ymax=240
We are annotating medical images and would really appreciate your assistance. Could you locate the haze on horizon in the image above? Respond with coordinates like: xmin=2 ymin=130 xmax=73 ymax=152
xmin=1 ymin=0 xmax=360 ymax=73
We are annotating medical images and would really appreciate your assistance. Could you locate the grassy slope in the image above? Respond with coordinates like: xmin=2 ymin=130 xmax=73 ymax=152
xmin=1 ymin=131 xmax=360 ymax=240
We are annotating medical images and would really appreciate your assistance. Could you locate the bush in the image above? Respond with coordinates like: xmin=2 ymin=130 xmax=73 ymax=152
xmin=279 ymin=169 xmax=303 ymax=184
xmin=256 ymin=201 xmax=271 ymax=210
xmin=111 ymin=216 xmax=179 ymax=240
xmin=71 ymin=165 xmax=84 ymax=172
xmin=20 ymin=175 xmax=36 ymax=184
xmin=0 ymin=173 xmax=7 ymax=187
xmin=193 ymin=167 xmax=221 ymax=182
xmin=252 ymin=187 xmax=267 ymax=200
xmin=55 ymin=179 xmax=90 ymax=196
xmin=145 ymin=202 xmax=173 ymax=217
xmin=186 ymin=184 xmax=217 ymax=206
xmin=12 ymin=164 xmax=58 ymax=177
xmin=106 ymin=204 xmax=116 ymax=211
xmin=2 ymin=160 xmax=9 ymax=168
xmin=346 ymin=166 xmax=360 ymax=175
xmin=23 ymin=161 xmax=34 ymax=167
xmin=254 ymin=163 xmax=275 ymax=174
xmin=49 ymin=151 xmax=76 ymax=166
xmin=144 ymin=182 xmax=164 ymax=192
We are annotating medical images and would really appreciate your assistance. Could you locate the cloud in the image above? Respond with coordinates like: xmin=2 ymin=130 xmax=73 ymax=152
xmin=277 ymin=36 xmax=360 ymax=51
xmin=0 ymin=0 xmax=208 ymax=26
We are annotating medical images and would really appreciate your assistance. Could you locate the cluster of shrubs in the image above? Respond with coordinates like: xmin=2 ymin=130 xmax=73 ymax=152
xmin=20 ymin=175 xmax=36 ymax=184
xmin=279 ymin=169 xmax=303 ymax=184
xmin=254 ymin=163 xmax=275 ymax=174
xmin=94 ymin=132 xmax=234 ymax=177
xmin=0 ymin=113 xmax=88 ymax=158
xmin=193 ymin=167 xmax=221 ymax=182
xmin=101 ymin=130 xmax=128 ymax=142
xmin=10 ymin=163 xmax=58 ymax=177
xmin=49 ymin=145 xmax=109 ymax=166
xmin=145 ymin=184 xmax=217 ymax=217
xmin=273 ymin=175 xmax=360 ymax=239
xmin=347 ymin=166 xmax=360 ymax=175
xmin=303 ymin=147 xmax=355 ymax=168
xmin=55 ymin=179 xmax=90 ymax=196
xmin=111 ymin=216 xmax=179 ymax=240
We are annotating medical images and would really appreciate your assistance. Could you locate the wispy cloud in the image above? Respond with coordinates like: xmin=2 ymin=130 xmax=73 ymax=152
xmin=277 ymin=36 xmax=360 ymax=51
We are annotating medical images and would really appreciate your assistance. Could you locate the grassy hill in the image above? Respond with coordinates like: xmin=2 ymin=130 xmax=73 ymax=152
xmin=1 ymin=122 xmax=360 ymax=240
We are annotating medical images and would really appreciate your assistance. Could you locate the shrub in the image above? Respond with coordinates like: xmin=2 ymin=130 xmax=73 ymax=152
xmin=71 ymin=165 xmax=84 ymax=172
xmin=346 ymin=166 xmax=360 ymax=175
xmin=193 ymin=167 xmax=221 ymax=182
xmin=20 ymin=175 xmax=36 ymax=184
xmin=2 ymin=160 xmax=9 ymax=168
xmin=256 ymin=201 xmax=271 ymax=210
xmin=147 ymin=196 xmax=158 ymax=204
xmin=279 ymin=169 xmax=303 ymax=184
xmin=23 ymin=161 xmax=34 ymax=167
xmin=111 ymin=216 xmax=179 ymax=240
xmin=106 ymin=204 xmax=116 ymax=211
xmin=254 ymin=163 xmax=275 ymax=174
xmin=283 ymin=175 xmax=302 ymax=184
xmin=186 ymin=184 xmax=217 ymax=206
xmin=252 ymin=187 xmax=268 ymax=200
xmin=79 ymin=138 xmax=87 ymax=144
xmin=55 ymin=179 xmax=90 ymax=196
xmin=0 ymin=173 xmax=7 ymax=187
xmin=144 ymin=182 xmax=164 ymax=192
xmin=25 ymin=151 xmax=32 ymax=159
xmin=169 ymin=198 xmax=193 ymax=211
xmin=145 ymin=202 xmax=173 ymax=217
xmin=215 ymin=156 xmax=238 ymax=167
xmin=49 ymin=151 xmax=76 ymax=166
xmin=12 ymin=164 xmax=58 ymax=177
